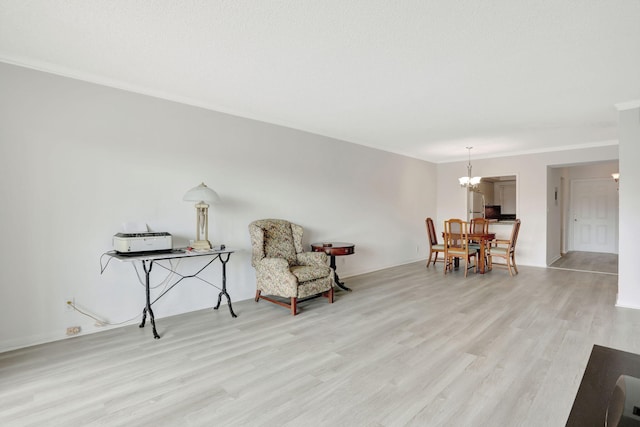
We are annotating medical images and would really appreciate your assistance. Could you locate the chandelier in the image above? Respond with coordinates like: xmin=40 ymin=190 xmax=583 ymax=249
xmin=459 ymin=147 xmax=481 ymax=189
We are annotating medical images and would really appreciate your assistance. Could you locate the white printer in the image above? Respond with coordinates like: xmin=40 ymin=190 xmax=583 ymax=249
xmin=113 ymin=232 xmax=172 ymax=253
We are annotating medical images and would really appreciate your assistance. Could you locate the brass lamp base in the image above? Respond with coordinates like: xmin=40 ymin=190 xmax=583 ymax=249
xmin=190 ymin=240 xmax=212 ymax=250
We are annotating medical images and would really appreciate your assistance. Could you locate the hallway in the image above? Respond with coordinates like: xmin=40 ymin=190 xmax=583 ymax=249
xmin=549 ymin=251 xmax=618 ymax=275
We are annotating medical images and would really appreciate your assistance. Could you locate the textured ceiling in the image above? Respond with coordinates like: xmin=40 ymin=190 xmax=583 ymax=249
xmin=1 ymin=1 xmax=638 ymax=162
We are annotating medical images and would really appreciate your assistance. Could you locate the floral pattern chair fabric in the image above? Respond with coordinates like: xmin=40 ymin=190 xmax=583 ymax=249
xmin=249 ymin=219 xmax=334 ymax=315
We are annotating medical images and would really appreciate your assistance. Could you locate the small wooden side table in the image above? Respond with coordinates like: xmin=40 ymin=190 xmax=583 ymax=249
xmin=311 ymin=242 xmax=355 ymax=292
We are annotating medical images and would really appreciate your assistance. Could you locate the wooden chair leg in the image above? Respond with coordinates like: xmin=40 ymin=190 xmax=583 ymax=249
xmin=291 ymin=297 xmax=297 ymax=316
xmin=464 ymin=255 xmax=476 ymax=277
xmin=512 ymin=254 xmax=518 ymax=274
xmin=428 ymin=251 xmax=441 ymax=268
xmin=255 ymin=290 xmax=261 ymax=302
xmin=322 ymin=288 xmax=334 ymax=303
xmin=503 ymin=254 xmax=513 ymax=276
xmin=433 ymin=251 xmax=440 ymax=267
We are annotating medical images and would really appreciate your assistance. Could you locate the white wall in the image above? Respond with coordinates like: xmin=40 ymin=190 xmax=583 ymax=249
xmin=617 ymin=104 xmax=640 ymax=309
xmin=436 ymin=146 xmax=619 ymax=268
xmin=568 ymin=162 xmax=619 ymax=180
xmin=0 ymin=62 xmax=438 ymax=351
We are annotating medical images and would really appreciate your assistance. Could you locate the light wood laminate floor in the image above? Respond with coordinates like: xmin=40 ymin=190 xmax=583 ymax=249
xmin=549 ymin=251 xmax=618 ymax=275
xmin=2 ymin=262 xmax=639 ymax=426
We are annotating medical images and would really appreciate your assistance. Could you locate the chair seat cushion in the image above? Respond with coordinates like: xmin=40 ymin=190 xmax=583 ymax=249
xmin=290 ymin=265 xmax=332 ymax=283
xmin=432 ymin=244 xmax=445 ymax=250
xmin=447 ymin=248 xmax=475 ymax=255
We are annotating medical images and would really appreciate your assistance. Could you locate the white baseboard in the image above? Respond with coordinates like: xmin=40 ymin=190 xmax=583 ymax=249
xmin=615 ymin=297 xmax=640 ymax=310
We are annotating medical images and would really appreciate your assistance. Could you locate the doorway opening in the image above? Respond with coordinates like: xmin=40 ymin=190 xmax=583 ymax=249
xmin=547 ymin=161 xmax=619 ymax=274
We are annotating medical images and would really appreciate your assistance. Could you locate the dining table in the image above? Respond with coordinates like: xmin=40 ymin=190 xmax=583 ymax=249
xmin=442 ymin=230 xmax=496 ymax=274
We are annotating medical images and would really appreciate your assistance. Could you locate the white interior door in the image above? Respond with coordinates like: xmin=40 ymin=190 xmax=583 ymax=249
xmin=571 ymin=178 xmax=618 ymax=253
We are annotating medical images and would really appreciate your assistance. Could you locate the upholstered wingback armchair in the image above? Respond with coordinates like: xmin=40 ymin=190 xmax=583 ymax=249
xmin=249 ymin=219 xmax=334 ymax=315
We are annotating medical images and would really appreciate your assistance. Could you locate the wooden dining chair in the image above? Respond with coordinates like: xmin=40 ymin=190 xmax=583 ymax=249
xmin=443 ymin=219 xmax=478 ymax=277
xmin=488 ymin=219 xmax=521 ymax=276
xmin=425 ymin=217 xmax=445 ymax=268
xmin=469 ymin=217 xmax=490 ymax=236
xmin=469 ymin=217 xmax=490 ymax=267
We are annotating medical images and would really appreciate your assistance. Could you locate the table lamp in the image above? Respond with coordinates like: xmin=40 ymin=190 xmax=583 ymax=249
xmin=183 ymin=182 xmax=220 ymax=250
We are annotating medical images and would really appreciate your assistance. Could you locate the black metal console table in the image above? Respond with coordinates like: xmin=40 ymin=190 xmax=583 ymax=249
xmin=102 ymin=248 xmax=236 ymax=339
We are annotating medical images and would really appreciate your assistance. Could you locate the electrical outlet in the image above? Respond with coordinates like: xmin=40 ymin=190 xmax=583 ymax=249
xmin=66 ymin=326 xmax=81 ymax=336
xmin=65 ymin=297 xmax=74 ymax=312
